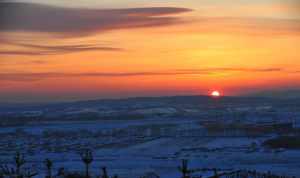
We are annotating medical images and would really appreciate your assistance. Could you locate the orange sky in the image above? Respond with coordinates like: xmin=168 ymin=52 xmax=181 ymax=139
xmin=0 ymin=0 xmax=300 ymax=102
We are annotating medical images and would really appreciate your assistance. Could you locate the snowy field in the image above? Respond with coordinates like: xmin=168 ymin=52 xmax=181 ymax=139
xmin=0 ymin=118 xmax=299 ymax=178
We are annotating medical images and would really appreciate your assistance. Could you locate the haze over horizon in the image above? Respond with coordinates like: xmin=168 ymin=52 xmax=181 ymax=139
xmin=1 ymin=0 xmax=300 ymax=102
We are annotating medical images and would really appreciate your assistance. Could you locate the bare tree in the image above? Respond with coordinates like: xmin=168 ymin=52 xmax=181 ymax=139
xmin=178 ymin=159 xmax=191 ymax=178
xmin=80 ymin=149 xmax=93 ymax=178
xmin=14 ymin=152 xmax=26 ymax=177
xmin=101 ymin=167 xmax=109 ymax=178
xmin=44 ymin=159 xmax=53 ymax=178
xmin=212 ymin=168 xmax=219 ymax=178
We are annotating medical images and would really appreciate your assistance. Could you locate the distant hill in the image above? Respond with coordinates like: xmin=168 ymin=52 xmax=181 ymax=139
xmin=0 ymin=95 xmax=271 ymax=113
xmin=1 ymin=94 xmax=300 ymax=125
xmin=249 ymin=89 xmax=300 ymax=99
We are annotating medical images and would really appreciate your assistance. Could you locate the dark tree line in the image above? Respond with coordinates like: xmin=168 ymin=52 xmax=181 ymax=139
xmin=0 ymin=153 xmax=296 ymax=178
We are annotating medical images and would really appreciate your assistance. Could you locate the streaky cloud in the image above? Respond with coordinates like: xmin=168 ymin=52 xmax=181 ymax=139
xmin=0 ymin=43 xmax=122 ymax=56
xmin=0 ymin=67 xmax=283 ymax=82
xmin=177 ymin=67 xmax=283 ymax=73
xmin=0 ymin=2 xmax=191 ymax=56
xmin=0 ymin=2 xmax=192 ymax=36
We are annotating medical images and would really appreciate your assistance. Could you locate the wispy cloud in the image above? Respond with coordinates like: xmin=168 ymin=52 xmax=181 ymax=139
xmin=177 ymin=68 xmax=282 ymax=73
xmin=0 ymin=67 xmax=283 ymax=82
xmin=0 ymin=72 xmax=207 ymax=82
xmin=0 ymin=43 xmax=122 ymax=56
xmin=0 ymin=2 xmax=191 ymax=56
xmin=0 ymin=2 xmax=192 ymax=36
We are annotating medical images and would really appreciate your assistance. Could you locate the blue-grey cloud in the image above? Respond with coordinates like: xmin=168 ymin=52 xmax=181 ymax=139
xmin=0 ymin=2 xmax=192 ymax=36
xmin=0 ymin=2 xmax=191 ymax=56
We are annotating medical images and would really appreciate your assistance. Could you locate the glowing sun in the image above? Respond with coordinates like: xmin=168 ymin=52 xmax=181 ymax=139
xmin=211 ymin=90 xmax=221 ymax=97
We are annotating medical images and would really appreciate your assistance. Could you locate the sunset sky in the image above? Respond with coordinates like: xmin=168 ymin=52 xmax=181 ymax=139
xmin=1 ymin=0 xmax=300 ymax=102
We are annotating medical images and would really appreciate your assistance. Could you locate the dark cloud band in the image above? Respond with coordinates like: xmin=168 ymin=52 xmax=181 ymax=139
xmin=0 ymin=2 xmax=191 ymax=35
xmin=0 ymin=2 xmax=191 ymax=55
xmin=0 ymin=68 xmax=282 ymax=82
xmin=0 ymin=43 xmax=122 ymax=56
